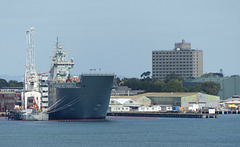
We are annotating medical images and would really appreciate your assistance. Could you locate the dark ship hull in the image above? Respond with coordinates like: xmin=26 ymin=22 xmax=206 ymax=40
xmin=48 ymin=74 xmax=114 ymax=120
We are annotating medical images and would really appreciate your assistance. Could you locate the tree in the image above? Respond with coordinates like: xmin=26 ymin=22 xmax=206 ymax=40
xmin=0 ymin=78 xmax=8 ymax=88
xmin=164 ymin=73 xmax=184 ymax=83
xmin=184 ymin=81 xmax=220 ymax=95
xmin=114 ymin=77 xmax=121 ymax=86
xmin=0 ymin=79 xmax=23 ymax=88
xmin=201 ymin=73 xmax=223 ymax=77
xmin=200 ymin=81 xmax=220 ymax=95
xmin=140 ymin=71 xmax=151 ymax=80
xmin=185 ymin=84 xmax=201 ymax=92
xmin=164 ymin=79 xmax=183 ymax=92
xmin=152 ymin=80 xmax=165 ymax=92
xmin=122 ymin=78 xmax=141 ymax=90
xmin=8 ymin=80 xmax=23 ymax=87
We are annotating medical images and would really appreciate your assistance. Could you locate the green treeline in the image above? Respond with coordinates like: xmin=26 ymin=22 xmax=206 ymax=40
xmin=117 ymin=73 xmax=220 ymax=96
xmin=0 ymin=79 xmax=23 ymax=88
xmin=0 ymin=72 xmax=221 ymax=96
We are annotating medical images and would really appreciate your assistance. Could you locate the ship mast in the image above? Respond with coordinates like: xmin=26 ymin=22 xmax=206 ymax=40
xmin=50 ymin=38 xmax=74 ymax=82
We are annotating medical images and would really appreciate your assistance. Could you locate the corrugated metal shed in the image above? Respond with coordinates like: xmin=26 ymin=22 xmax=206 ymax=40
xmin=183 ymin=76 xmax=240 ymax=100
xmin=111 ymin=92 xmax=220 ymax=109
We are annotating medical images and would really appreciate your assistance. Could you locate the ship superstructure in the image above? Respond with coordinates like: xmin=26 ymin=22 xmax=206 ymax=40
xmin=50 ymin=38 xmax=74 ymax=82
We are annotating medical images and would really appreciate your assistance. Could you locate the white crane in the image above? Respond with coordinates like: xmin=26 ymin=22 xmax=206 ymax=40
xmin=22 ymin=27 xmax=41 ymax=110
xmin=25 ymin=27 xmax=38 ymax=91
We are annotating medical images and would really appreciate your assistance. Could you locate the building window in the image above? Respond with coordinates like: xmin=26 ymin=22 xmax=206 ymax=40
xmin=4 ymin=94 xmax=15 ymax=97
xmin=4 ymin=100 xmax=15 ymax=103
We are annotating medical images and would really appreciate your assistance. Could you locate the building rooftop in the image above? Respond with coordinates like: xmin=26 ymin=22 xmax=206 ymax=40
xmin=221 ymin=95 xmax=240 ymax=103
xmin=139 ymin=92 xmax=199 ymax=97
xmin=111 ymin=98 xmax=132 ymax=104
xmin=0 ymin=92 xmax=16 ymax=94
xmin=152 ymin=49 xmax=202 ymax=52
xmin=111 ymin=92 xmax=200 ymax=101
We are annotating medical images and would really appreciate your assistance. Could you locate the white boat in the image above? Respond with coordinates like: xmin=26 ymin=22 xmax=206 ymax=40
xmin=21 ymin=109 xmax=48 ymax=121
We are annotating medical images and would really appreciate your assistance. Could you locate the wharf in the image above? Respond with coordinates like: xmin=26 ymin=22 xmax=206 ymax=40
xmin=216 ymin=110 xmax=240 ymax=114
xmin=107 ymin=112 xmax=218 ymax=118
xmin=0 ymin=112 xmax=9 ymax=117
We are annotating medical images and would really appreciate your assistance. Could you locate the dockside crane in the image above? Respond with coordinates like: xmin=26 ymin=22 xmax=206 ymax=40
xmin=22 ymin=27 xmax=42 ymax=111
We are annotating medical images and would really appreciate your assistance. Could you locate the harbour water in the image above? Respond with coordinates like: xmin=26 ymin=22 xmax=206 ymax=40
xmin=1 ymin=115 xmax=240 ymax=147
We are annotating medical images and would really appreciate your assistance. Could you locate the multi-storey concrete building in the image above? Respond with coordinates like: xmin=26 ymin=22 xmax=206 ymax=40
xmin=39 ymin=75 xmax=48 ymax=110
xmin=0 ymin=92 xmax=17 ymax=112
xmin=152 ymin=40 xmax=203 ymax=80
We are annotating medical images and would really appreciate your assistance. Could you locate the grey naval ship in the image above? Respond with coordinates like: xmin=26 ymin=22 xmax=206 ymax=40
xmin=48 ymin=40 xmax=114 ymax=120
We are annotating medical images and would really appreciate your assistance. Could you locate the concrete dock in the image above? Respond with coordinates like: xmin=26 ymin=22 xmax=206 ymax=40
xmin=216 ymin=110 xmax=240 ymax=114
xmin=0 ymin=112 xmax=9 ymax=116
xmin=107 ymin=112 xmax=219 ymax=118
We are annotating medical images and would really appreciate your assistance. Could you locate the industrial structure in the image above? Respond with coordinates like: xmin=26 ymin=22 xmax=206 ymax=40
xmin=108 ymin=98 xmax=141 ymax=112
xmin=136 ymin=92 xmax=219 ymax=111
xmin=111 ymin=92 xmax=220 ymax=112
xmin=221 ymin=95 xmax=240 ymax=110
xmin=183 ymin=75 xmax=240 ymax=100
xmin=0 ymin=92 xmax=17 ymax=112
xmin=22 ymin=27 xmax=48 ymax=111
xmin=39 ymin=76 xmax=48 ymax=110
xmin=152 ymin=40 xmax=203 ymax=80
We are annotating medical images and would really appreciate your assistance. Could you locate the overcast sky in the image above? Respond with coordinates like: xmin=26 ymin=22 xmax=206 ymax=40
xmin=0 ymin=0 xmax=239 ymax=78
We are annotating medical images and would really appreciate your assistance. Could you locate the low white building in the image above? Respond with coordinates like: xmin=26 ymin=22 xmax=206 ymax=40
xmin=109 ymin=98 xmax=141 ymax=112
xmin=188 ymin=104 xmax=199 ymax=111
xmin=110 ymin=105 xmax=131 ymax=112
xmin=221 ymin=95 xmax=240 ymax=110
xmin=160 ymin=105 xmax=173 ymax=112
xmin=138 ymin=105 xmax=173 ymax=112
xmin=110 ymin=98 xmax=141 ymax=107
xmin=138 ymin=105 xmax=161 ymax=112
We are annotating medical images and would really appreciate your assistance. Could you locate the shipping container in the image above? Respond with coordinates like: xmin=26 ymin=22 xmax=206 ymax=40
xmin=172 ymin=106 xmax=180 ymax=111
xmin=179 ymin=107 xmax=184 ymax=112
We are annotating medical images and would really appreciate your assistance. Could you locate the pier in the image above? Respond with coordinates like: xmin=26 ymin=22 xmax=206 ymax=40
xmin=107 ymin=112 xmax=219 ymax=118
xmin=0 ymin=112 xmax=9 ymax=117
xmin=216 ymin=110 xmax=240 ymax=114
